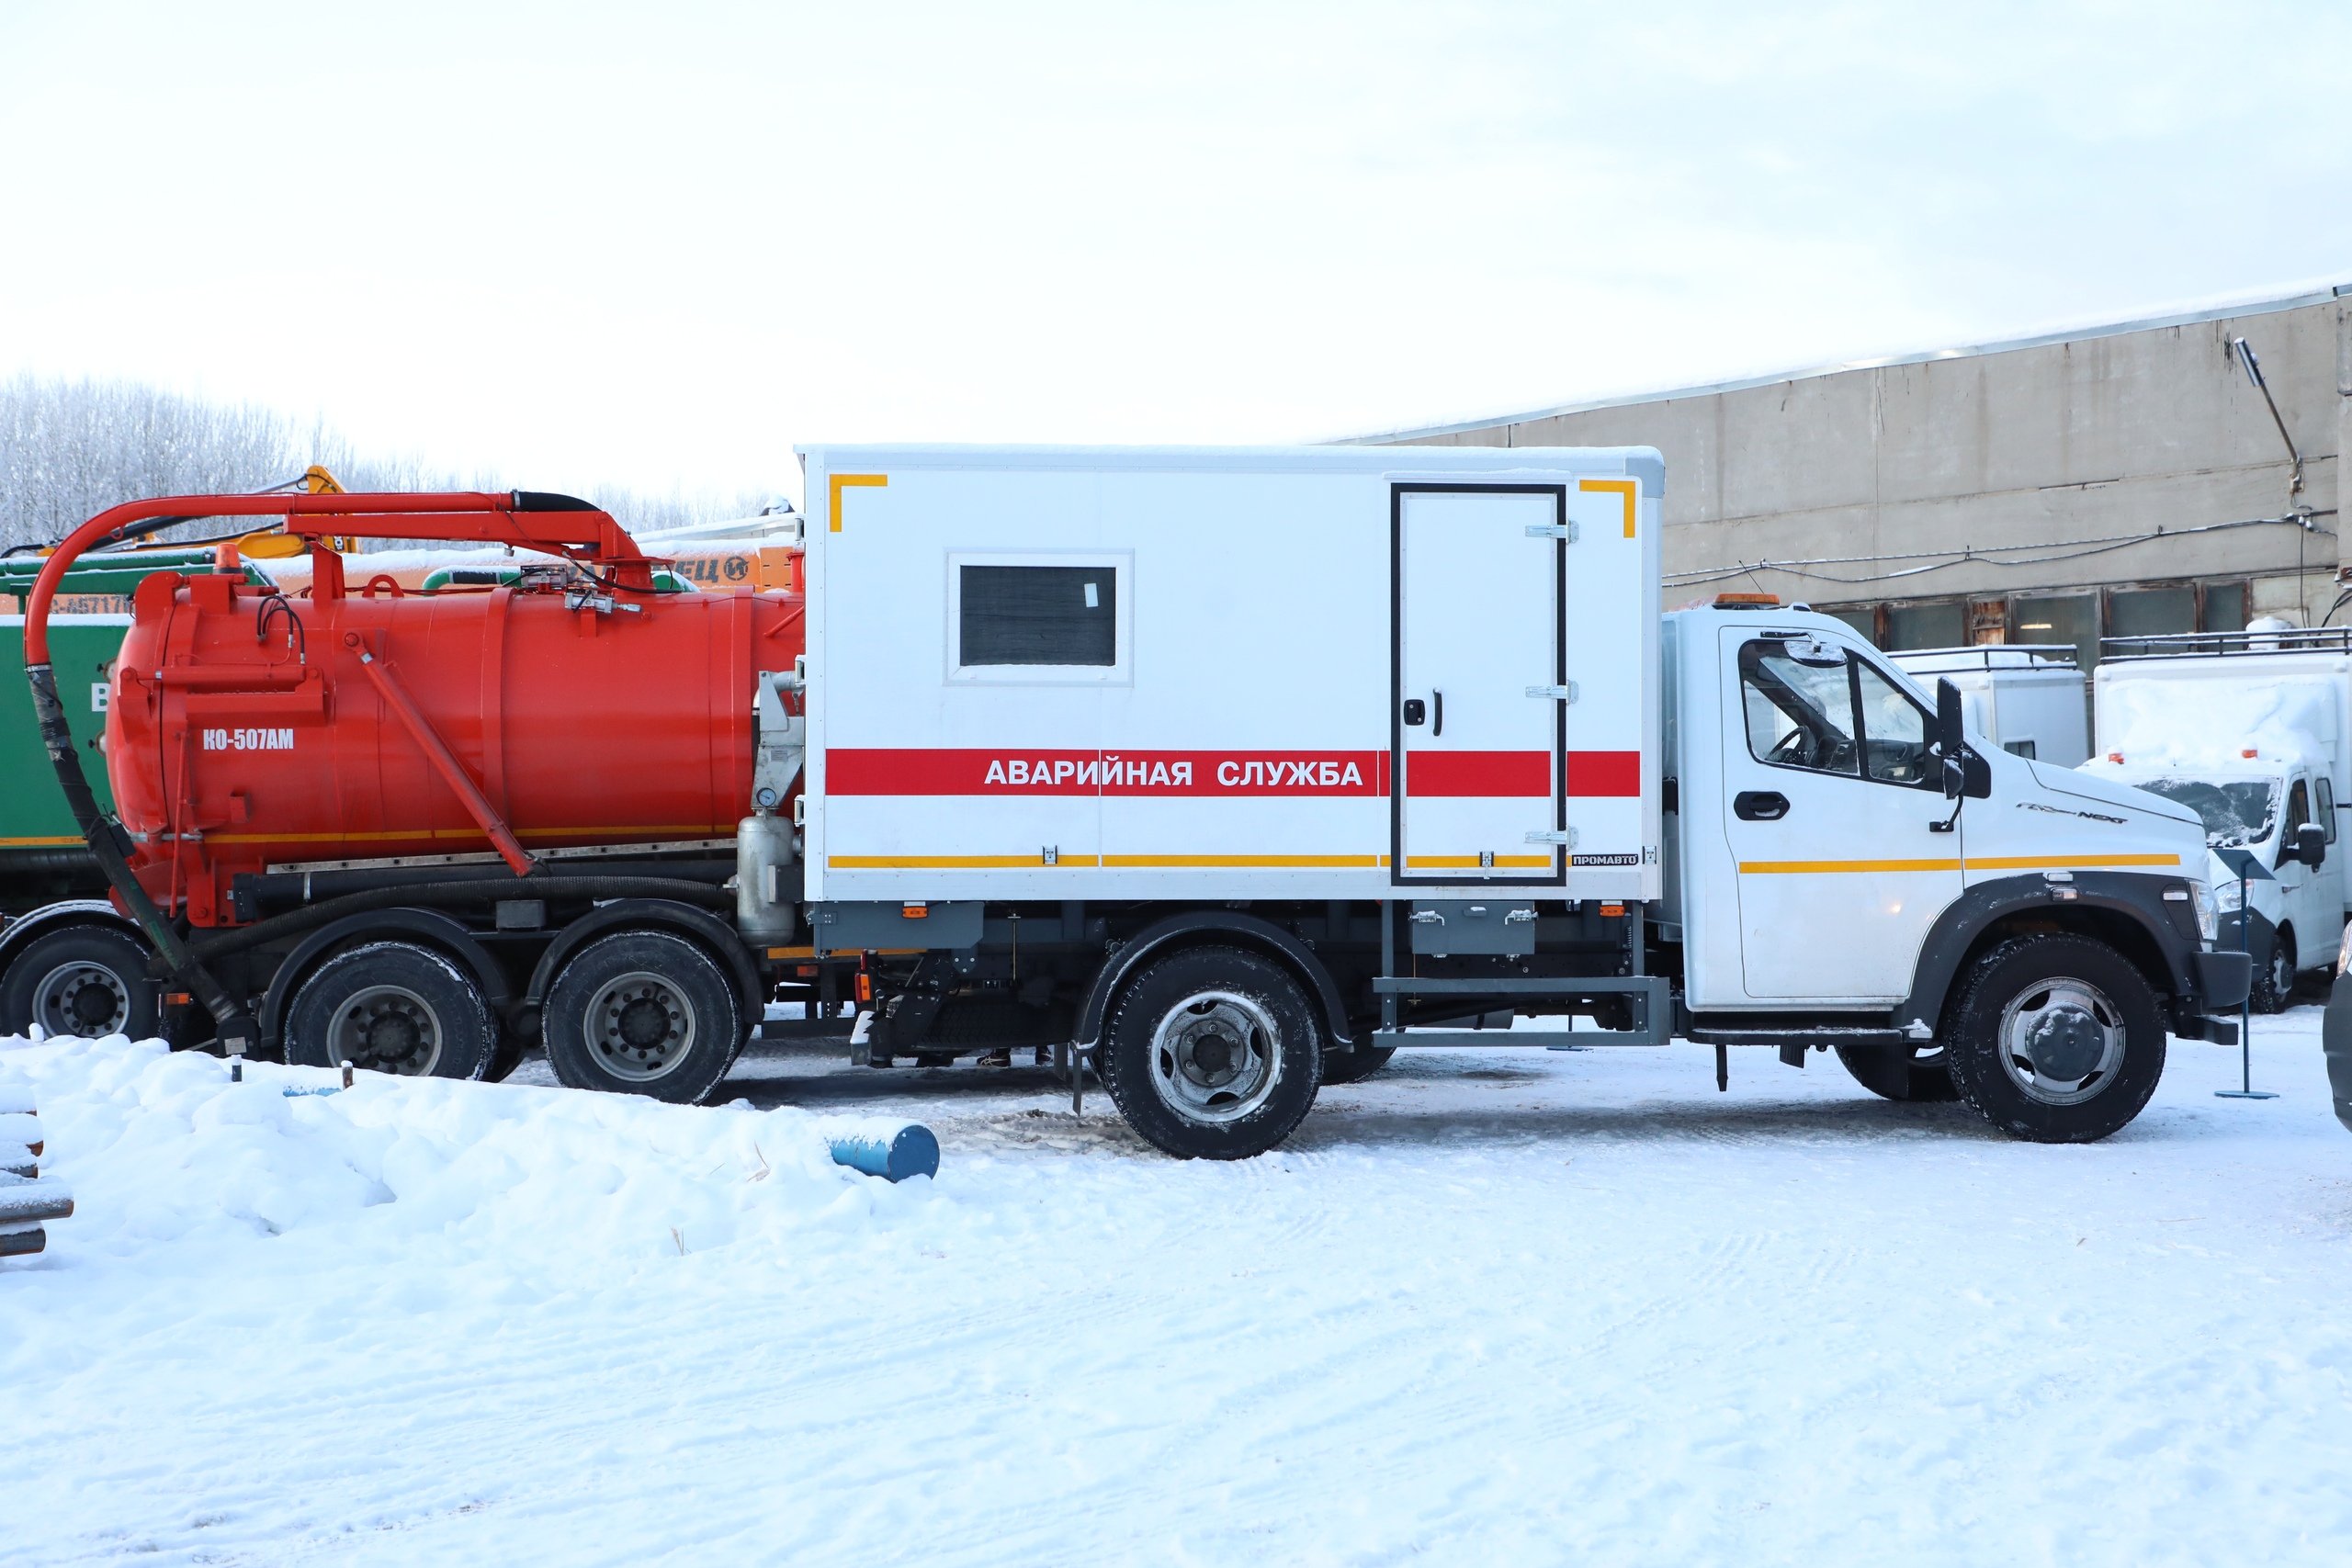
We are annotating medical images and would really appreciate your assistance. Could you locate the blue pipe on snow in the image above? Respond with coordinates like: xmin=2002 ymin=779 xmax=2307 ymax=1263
xmin=828 ymin=1124 xmax=940 ymax=1182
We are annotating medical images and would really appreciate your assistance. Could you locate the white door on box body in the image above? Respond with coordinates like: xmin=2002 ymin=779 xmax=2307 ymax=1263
xmin=1393 ymin=486 xmax=1565 ymax=885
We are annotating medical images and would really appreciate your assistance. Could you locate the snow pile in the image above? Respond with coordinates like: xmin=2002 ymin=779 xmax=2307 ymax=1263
xmin=2093 ymin=670 xmax=2336 ymax=772
xmin=0 ymin=1034 xmax=932 ymax=1271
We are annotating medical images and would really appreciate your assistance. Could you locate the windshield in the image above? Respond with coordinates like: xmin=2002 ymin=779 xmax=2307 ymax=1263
xmin=2132 ymin=777 xmax=2279 ymax=849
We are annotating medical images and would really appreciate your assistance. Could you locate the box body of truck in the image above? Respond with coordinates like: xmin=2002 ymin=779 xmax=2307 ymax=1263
xmin=801 ymin=445 xmax=1663 ymax=908
xmin=1891 ymin=646 xmax=2088 ymax=768
xmin=2088 ymin=631 xmax=2352 ymax=998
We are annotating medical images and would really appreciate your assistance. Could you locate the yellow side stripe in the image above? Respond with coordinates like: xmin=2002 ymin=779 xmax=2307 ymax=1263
xmin=1739 ymin=853 xmax=2181 ymax=875
xmin=1102 ymin=853 xmax=1385 ymax=868
xmin=1405 ymin=854 xmax=1555 ymax=869
xmin=0 ymin=834 xmax=85 ymax=847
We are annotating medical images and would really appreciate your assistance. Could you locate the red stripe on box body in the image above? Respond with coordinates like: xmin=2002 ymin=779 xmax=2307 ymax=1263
xmin=823 ymin=748 xmax=1641 ymax=798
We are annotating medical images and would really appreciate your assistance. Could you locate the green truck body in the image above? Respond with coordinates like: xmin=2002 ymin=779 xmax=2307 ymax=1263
xmin=1 ymin=550 xmax=269 ymax=914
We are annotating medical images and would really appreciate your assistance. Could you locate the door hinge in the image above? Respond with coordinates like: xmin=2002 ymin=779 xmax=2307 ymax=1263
xmin=1525 ymin=523 xmax=1578 ymax=542
xmin=1525 ymin=829 xmax=1577 ymax=847
xmin=1526 ymin=682 xmax=1577 ymax=703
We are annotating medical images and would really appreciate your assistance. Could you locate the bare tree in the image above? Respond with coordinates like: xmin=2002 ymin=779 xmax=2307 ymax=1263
xmin=1 ymin=376 xmax=782 ymax=553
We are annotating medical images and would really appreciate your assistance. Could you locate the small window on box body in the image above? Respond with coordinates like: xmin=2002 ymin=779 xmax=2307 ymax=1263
xmin=959 ymin=565 xmax=1115 ymax=666
xmin=946 ymin=553 xmax=1130 ymax=684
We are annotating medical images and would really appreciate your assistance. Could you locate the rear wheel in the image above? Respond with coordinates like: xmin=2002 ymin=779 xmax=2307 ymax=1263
xmin=543 ymin=931 xmax=745 ymax=1103
xmin=1944 ymin=935 xmax=2165 ymax=1143
xmin=284 ymin=942 xmax=495 ymax=1079
xmin=0 ymin=925 xmax=156 ymax=1042
xmin=1098 ymin=945 xmax=1321 ymax=1159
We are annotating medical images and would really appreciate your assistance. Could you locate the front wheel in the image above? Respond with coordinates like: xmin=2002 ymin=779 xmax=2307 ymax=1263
xmin=542 ymin=931 xmax=745 ymax=1103
xmin=0 ymin=925 xmax=157 ymax=1042
xmin=1098 ymin=945 xmax=1322 ymax=1159
xmin=1944 ymin=935 xmax=2166 ymax=1143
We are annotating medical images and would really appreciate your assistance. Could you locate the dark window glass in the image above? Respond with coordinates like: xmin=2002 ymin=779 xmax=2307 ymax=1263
xmin=2203 ymin=582 xmax=2248 ymax=633
xmin=958 ymin=566 xmax=1116 ymax=667
xmin=1822 ymin=606 xmax=1879 ymax=646
xmin=2109 ymin=587 xmax=2196 ymax=639
xmin=2013 ymin=593 xmax=2098 ymax=671
xmin=2319 ymin=776 xmax=2338 ymax=843
xmin=1886 ymin=602 xmax=1965 ymax=650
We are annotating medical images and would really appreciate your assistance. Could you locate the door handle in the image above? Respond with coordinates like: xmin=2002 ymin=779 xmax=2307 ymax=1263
xmin=1733 ymin=790 xmax=1789 ymax=821
xmin=1432 ymin=690 xmax=1443 ymax=738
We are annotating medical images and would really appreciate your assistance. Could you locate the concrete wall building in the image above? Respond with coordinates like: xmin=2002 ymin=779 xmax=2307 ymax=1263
xmin=1364 ymin=282 xmax=2351 ymax=668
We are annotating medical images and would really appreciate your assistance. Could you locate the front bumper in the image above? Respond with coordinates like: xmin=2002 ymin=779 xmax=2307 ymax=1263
xmin=2323 ymin=969 xmax=2352 ymax=1134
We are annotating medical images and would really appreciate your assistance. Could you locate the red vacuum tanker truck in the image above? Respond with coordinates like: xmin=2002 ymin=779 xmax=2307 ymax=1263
xmin=9 ymin=449 xmax=2245 ymax=1159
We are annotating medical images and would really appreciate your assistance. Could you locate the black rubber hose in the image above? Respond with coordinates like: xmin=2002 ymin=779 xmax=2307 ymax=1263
xmin=175 ymin=875 xmax=734 ymax=970
xmin=23 ymin=513 xmax=253 ymax=1048
xmin=29 ymin=660 xmax=254 ymax=1043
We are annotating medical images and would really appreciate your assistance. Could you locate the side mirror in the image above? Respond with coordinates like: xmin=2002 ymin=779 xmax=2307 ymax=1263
xmin=2285 ymin=821 xmax=2327 ymax=868
xmin=1934 ymin=678 xmax=1995 ymax=803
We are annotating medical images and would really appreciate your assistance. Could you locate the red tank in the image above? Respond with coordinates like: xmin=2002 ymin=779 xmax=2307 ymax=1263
xmin=107 ymin=560 xmax=803 ymax=926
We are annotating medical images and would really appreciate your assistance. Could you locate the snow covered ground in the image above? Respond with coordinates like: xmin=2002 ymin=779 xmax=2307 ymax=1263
xmin=3 ymin=1011 xmax=2346 ymax=1566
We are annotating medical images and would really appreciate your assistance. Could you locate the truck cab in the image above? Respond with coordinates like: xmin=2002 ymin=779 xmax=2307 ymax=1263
xmin=2085 ymin=754 xmax=2339 ymax=1009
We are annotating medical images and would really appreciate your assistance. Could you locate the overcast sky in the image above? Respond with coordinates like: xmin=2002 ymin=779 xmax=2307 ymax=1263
xmin=3 ymin=1 xmax=2346 ymax=505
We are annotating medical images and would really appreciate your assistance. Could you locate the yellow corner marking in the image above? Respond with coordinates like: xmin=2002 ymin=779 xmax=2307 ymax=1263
xmin=1580 ymin=477 xmax=1638 ymax=538
xmin=829 ymin=473 xmax=888 ymax=533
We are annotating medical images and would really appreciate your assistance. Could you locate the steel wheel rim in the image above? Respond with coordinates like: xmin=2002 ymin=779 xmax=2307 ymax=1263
xmin=2271 ymin=946 xmax=2292 ymax=1000
xmin=330 ymin=983 xmax=444 ymax=1076
xmin=1996 ymin=976 xmax=2126 ymax=1106
xmin=586 ymin=969 xmax=696 ymax=1082
xmin=1148 ymin=989 xmax=1282 ymax=1125
xmin=33 ymin=959 xmax=130 ymax=1039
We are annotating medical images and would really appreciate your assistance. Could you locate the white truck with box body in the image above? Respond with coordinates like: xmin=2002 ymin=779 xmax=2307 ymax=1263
xmin=785 ymin=444 xmax=2245 ymax=1156
xmin=2085 ymin=629 xmax=2352 ymax=1010
xmin=1891 ymin=646 xmax=2089 ymax=768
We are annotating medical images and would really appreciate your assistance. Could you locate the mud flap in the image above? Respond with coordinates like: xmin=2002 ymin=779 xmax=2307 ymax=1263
xmin=1838 ymin=1044 xmax=1915 ymax=1100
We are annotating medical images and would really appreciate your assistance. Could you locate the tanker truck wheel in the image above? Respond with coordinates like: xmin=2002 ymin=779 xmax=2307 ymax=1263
xmin=1943 ymin=935 xmax=2165 ymax=1144
xmin=285 ymin=942 xmax=496 ymax=1080
xmin=543 ymin=931 xmax=745 ymax=1105
xmin=0 ymin=925 xmax=158 ymax=1042
xmin=1097 ymin=945 xmax=1321 ymax=1159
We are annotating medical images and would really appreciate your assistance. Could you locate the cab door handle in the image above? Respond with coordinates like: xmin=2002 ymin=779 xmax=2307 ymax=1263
xmin=1734 ymin=791 xmax=1789 ymax=821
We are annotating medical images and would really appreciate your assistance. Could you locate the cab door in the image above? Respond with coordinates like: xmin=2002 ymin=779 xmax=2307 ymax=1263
xmin=1719 ymin=628 xmax=1960 ymax=1003
xmin=2275 ymin=773 xmax=2335 ymax=973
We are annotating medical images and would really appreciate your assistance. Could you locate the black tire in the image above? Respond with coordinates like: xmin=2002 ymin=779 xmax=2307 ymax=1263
xmin=542 ymin=931 xmax=745 ymax=1103
xmin=1097 ymin=945 xmax=1321 ymax=1159
xmin=1319 ymin=1043 xmax=1396 ymax=1086
xmin=1833 ymin=1043 xmax=1960 ymax=1102
xmin=285 ymin=942 xmax=496 ymax=1079
xmin=1943 ymin=935 xmax=2166 ymax=1143
xmin=2250 ymin=928 xmax=2294 ymax=1015
xmin=0 ymin=925 xmax=157 ymax=1042
xmin=484 ymin=1027 xmax=530 ymax=1083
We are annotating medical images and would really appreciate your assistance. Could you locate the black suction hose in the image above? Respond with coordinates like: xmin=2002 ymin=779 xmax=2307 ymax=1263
xmin=24 ymin=513 xmax=265 ymax=1053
